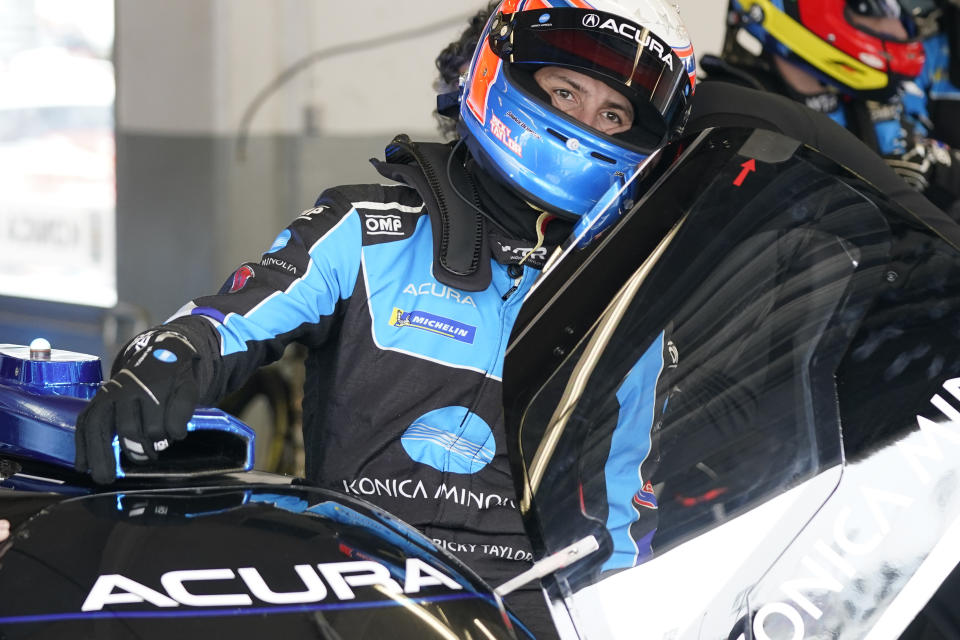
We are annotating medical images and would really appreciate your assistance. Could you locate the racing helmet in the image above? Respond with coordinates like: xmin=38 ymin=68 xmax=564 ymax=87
xmin=458 ymin=0 xmax=696 ymax=220
xmin=730 ymin=0 xmax=926 ymax=96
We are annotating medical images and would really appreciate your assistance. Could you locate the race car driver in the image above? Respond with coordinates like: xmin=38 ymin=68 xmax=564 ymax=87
xmin=73 ymin=2 xmax=697 ymax=637
xmin=423 ymin=0 xmax=960 ymax=603
xmin=434 ymin=1 xmax=499 ymax=140
xmin=900 ymin=0 xmax=960 ymax=148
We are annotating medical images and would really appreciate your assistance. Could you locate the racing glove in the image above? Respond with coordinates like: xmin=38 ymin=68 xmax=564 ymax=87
xmin=885 ymin=137 xmax=960 ymax=219
xmin=884 ymin=138 xmax=945 ymax=192
xmin=74 ymin=329 xmax=201 ymax=484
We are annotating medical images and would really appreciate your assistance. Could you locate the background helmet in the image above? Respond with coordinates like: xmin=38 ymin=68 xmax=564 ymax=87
xmin=458 ymin=0 xmax=695 ymax=220
xmin=730 ymin=0 xmax=925 ymax=97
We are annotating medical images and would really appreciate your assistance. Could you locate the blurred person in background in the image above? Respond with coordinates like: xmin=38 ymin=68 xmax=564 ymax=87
xmin=701 ymin=0 xmax=960 ymax=218
xmin=900 ymin=0 xmax=960 ymax=146
xmin=434 ymin=1 xmax=499 ymax=140
xmin=72 ymin=1 xmax=697 ymax=637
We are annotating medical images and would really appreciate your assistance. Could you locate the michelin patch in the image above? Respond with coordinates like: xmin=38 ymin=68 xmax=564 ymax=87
xmin=390 ymin=308 xmax=476 ymax=344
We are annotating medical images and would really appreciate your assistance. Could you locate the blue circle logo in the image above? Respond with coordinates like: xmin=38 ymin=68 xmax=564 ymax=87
xmin=266 ymin=229 xmax=291 ymax=254
xmin=402 ymin=406 xmax=495 ymax=474
xmin=539 ymin=12 xmax=550 ymax=23
xmin=152 ymin=348 xmax=178 ymax=363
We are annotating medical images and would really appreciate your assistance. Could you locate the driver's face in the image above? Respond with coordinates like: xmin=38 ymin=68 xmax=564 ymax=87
xmin=534 ymin=66 xmax=635 ymax=135
xmin=847 ymin=12 xmax=909 ymax=40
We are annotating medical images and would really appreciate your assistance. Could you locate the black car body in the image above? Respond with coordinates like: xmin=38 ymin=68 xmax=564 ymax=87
xmin=5 ymin=126 xmax=960 ymax=639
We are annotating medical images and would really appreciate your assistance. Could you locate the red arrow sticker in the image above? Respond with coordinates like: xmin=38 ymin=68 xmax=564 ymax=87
xmin=733 ymin=158 xmax=757 ymax=187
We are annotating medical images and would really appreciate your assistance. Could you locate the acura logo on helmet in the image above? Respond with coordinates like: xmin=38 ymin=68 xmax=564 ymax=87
xmin=582 ymin=13 xmax=600 ymax=28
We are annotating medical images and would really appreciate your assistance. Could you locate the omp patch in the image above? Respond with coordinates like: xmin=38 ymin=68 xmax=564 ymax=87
xmin=362 ymin=213 xmax=404 ymax=237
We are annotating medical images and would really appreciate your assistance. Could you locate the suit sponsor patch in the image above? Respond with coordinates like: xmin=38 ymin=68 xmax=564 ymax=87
xmin=389 ymin=308 xmax=476 ymax=344
xmin=229 ymin=265 xmax=255 ymax=293
xmin=363 ymin=213 xmax=404 ymax=236
xmin=265 ymin=229 xmax=291 ymax=254
xmin=295 ymin=205 xmax=328 ymax=221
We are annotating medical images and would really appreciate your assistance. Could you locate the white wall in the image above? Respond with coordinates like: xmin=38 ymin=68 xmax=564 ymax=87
xmin=678 ymin=0 xmax=727 ymax=65
xmin=117 ymin=1 xmax=729 ymax=138
xmin=117 ymin=1 xmax=479 ymax=137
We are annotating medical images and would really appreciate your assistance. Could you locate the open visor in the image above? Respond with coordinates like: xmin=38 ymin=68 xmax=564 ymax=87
xmin=846 ymin=0 xmax=919 ymax=40
xmin=848 ymin=0 xmax=903 ymax=18
xmin=488 ymin=8 xmax=692 ymax=145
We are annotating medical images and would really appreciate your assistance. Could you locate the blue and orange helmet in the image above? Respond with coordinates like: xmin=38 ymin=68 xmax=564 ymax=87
xmin=458 ymin=0 xmax=696 ymax=222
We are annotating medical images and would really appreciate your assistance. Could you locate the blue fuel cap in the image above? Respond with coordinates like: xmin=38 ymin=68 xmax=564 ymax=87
xmin=0 ymin=342 xmax=103 ymax=399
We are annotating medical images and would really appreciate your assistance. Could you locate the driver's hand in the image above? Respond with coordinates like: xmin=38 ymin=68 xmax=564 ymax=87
xmin=885 ymin=139 xmax=940 ymax=192
xmin=0 ymin=519 xmax=9 ymax=543
xmin=75 ymin=330 xmax=201 ymax=484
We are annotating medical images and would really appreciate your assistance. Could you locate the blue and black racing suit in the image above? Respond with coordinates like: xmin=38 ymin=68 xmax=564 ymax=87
xmin=158 ymin=137 xmax=560 ymax=637
xmin=901 ymin=4 xmax=960 ymax=150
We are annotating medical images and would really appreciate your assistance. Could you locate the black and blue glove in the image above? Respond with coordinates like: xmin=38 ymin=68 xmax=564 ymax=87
xmin=75 ymin=329 xmax=201 ymax=484
xmin=885 ymin=137 xmax=960 ymax=220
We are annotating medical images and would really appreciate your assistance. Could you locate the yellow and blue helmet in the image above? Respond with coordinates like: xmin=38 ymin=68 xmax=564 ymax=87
xmin=731 ymin=0 xmax=926 ymax=97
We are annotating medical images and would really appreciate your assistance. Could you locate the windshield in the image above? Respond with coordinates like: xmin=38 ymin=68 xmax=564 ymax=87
xmin=504 ymin=126 xmax=960 ymax=637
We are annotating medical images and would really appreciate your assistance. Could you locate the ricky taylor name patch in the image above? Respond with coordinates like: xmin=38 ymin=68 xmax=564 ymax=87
xmin=390 ymin=308 xmax=476 ymax=344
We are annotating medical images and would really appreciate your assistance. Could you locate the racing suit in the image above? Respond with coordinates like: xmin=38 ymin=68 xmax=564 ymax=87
xmin=157 ymin=136 xmax=562 ymax=638
xmin=903 ymin=30 xmax=960 ymax=148
xmin=903 ymin=5 xmax=960 ymax=149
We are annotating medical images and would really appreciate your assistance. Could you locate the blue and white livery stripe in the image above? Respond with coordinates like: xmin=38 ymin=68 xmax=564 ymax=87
xmin=209 ymin=210 xmax=362 ymax=356
xmin=602 ymin=330 xmax=666 ymax=572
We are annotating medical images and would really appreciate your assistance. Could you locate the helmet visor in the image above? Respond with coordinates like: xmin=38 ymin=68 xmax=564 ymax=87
xmin=845 ymin=0 xmax=918 ymax=41
xmin=847 ymin=0 xmax=903 ymax=17
xmin=488 ymin=8 xmax=692 ymax=140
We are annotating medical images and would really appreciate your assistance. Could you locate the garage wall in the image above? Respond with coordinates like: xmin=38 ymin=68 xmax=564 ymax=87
xmin=115 ymin=0 xmax=729 ymax=324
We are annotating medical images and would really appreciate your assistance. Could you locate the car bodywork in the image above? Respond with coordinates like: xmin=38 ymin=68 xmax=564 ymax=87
xmin=503 ymin=127 xmax=960 ymax=639
xmin=4 ymin=125 xmax=960 ymax=639
xmin=0 ymin=346 xmax=523 ymax=639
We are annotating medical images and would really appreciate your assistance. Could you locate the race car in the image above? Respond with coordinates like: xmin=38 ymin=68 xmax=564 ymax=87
xmin=0 ymin=344 xmax=524 ymax=638
xmin=4 ymin=125 xmax=960 ymax=639
xmin=502 ymin=126 xmax=960 ymax=640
